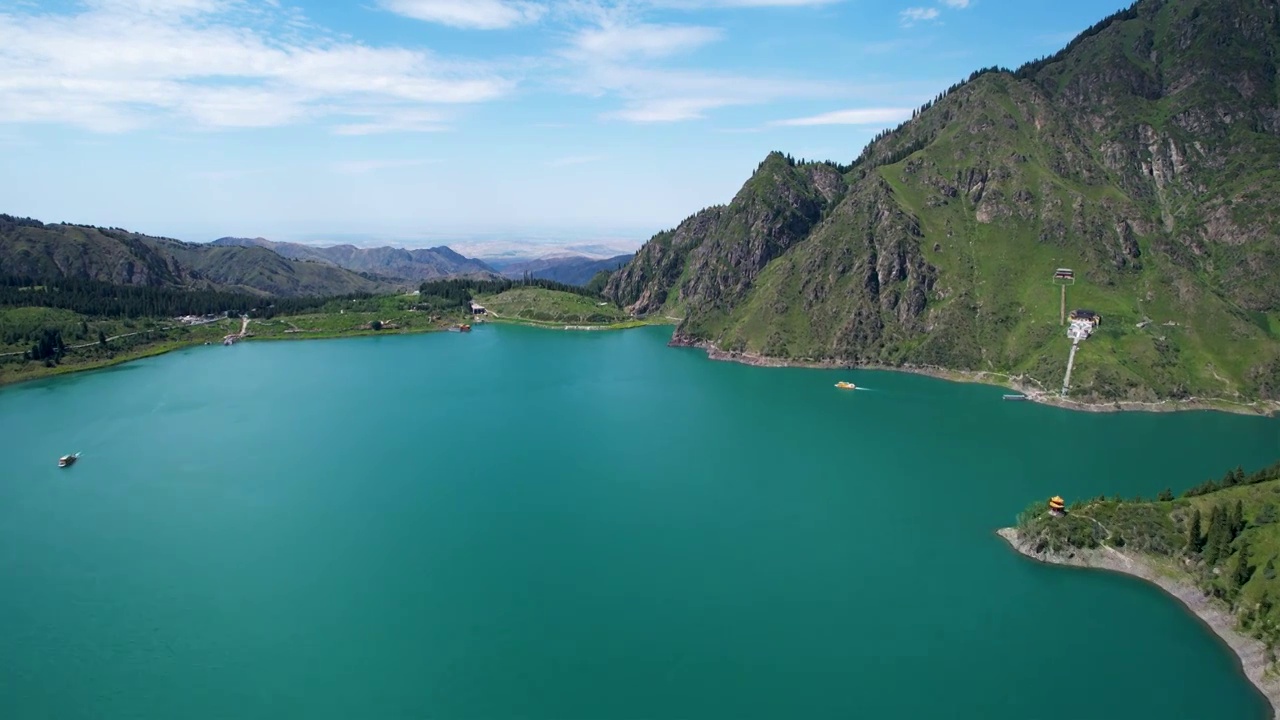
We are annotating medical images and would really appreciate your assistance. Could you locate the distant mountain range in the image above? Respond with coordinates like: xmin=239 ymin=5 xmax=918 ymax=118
xmin=212 ymin=235 xmax=633 ymax=288
xmin=0 ymin=214 xmax=640 ymax=299
xmin=0 ymin=215 xmax=396 ymax=297
xmin=486 ymin=253 xmax=635 ymax=286
xmin=211 ymin=236 xmax=500 ymax=282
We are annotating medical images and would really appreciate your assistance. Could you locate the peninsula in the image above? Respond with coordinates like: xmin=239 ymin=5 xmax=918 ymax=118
xmin=1000 ymin=460 xmax=1280 ymax=717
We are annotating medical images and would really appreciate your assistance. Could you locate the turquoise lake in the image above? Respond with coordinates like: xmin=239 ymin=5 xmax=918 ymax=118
xmin=2 ymin=323 xmax=1279 ymax=719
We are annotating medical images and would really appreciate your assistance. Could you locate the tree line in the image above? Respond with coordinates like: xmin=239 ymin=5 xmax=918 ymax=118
xmin=417 ymin=276 xmax=610 ymax=310
xmin=1012 ymin=2 xmax=1140 ymax=80
xmin=0 ymin=275 xmax=373 ymax=319
xmin=1182 ymin=461 xmax=1280 ymax=498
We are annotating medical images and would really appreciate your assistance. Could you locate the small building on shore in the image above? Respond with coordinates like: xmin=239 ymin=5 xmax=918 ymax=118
xmin=1048 ymin=496 xmax=1066 ymax=516
xmin=1068 ymin=309 xmax=1101 ymax=341
xmin=1069 ymin=309 xmax=1101 ymax=326
xmin=470 ymin=302 xmax=487 ymax=315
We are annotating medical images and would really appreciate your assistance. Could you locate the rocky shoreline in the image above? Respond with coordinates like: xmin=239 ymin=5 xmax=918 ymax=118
xmin=666 ymin=333 xmax=1280 ymax=417
xmin=996 ymin=527 xmax=1280 ymax=718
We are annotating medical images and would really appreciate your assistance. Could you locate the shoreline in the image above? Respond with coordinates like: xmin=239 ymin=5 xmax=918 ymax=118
xmin=0 ymin=324 xmax=449 ymax=389
xmin=6 ymin=321 xmax=1279 ymax=420
xmin=0 ymin=317 xmax=660 ymax=389
xmin=996 ymin=527 xmax=1280 ymax=719
xmin=666 ymin=333 xmax=1280 ymax=418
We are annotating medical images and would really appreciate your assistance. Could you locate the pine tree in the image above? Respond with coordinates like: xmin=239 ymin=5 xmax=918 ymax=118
xmin=1230 ymin=500 xmax=1245 ymax=539
xmin=1205 ymin=505 xmax=1227 ymax=566
xmin=1157 ymin=488 xmax=1173 ymax=501
xmin=1187 ymin=507 xmax=1203 ymax=554
xmin=1233 ymin=536 xmax=1253 ymax=590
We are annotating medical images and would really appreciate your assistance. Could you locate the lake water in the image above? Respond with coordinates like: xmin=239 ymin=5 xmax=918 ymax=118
xmin=2 ymin=324 xmax=1279 ymax=719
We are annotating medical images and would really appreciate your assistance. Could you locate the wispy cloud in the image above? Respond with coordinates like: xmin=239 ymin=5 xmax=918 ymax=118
xmin=901 ymin=0 xmax=967 ymax=27
xmin=649 ymin=0 xmax=844 ymax=7
xmin=900 ymin=7 xmax=939 ymax=26
xmin=769 ymin=107 xmax=912 ymax=126
xmin=330 ymin=110 xmax=453 ymax=136
xmin=570 ymin=22 xmax=723 ymax=61
xmin=547 ymin=154 xmax=607 ymax=167
xmin=377 ymin=0 xmax=546 ymax=30
xmin=0 ymin=0 xmax=513 ymax=133
xmin=192 ymin=168 xmax=271 ymax=181
xmin=553 ymin=1 xmax=846 ymax=123
xmin=331 ymin=159 xmax=438 ymax=174
xmin=582 ymin=67 xmax=845 ymax=122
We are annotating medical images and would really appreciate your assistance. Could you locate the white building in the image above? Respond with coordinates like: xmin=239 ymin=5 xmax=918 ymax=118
xmin=1067 ymin=309 xmax=1101 ymax=341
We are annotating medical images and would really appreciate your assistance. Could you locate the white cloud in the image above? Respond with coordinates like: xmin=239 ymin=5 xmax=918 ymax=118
xmin=0 ymin=1 xmax=514 ymax=133
xmin=547 ymin=154 xmax=607 ymax=167
xmin=553 ymin=2 xmax=846 ymax=123
xmin=899 ymin=7 xmax=939 ymax=26
xmin=582 ymin=67 xmax=845 ymax=122
xmin=329 ymin=108 xmax=453 ymax=135
xmin=377 ymin=0 xmax=546 ymax=30
xmin=940 ymin=0 xmax=970 ymax=7
xmin=331 ymin=159 xmax=437 ymax=174
xmin=769 ymin=107 xmax=912 ymax=126
xmin=570 ymin=22 xmax=722 ymax=60
xmin=648 ymin=0 xmax=843 ymax=7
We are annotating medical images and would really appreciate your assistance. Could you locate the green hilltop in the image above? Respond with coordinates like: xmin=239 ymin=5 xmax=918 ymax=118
xmin=606 ymin=0 xmax=1280 ymax=405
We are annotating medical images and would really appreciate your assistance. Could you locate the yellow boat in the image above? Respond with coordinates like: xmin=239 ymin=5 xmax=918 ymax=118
xmin=835 ymin=381 xmax=856 ymax=390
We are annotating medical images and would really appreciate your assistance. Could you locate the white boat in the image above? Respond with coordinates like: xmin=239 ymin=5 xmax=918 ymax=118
xmin=58 ymin=452 xmax=79 ymax=468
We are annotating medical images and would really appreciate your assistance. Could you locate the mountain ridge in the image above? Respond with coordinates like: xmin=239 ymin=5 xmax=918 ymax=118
xmin=0 ymin=215 xmax=397 ymax=298
xmin=211 ymin=236 xmax=501 ymax=282
xmin=605 ymin=0 xmax=1280 ymax=404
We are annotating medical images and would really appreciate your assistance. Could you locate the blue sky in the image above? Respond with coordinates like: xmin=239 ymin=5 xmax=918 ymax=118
xmin=0 ymin=0 xmax=1129 ymax=250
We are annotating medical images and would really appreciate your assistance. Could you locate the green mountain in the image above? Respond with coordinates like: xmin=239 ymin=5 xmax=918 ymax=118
xmin=210 ymin=236 xmax=501 ymax=282
xmin=0 ymin=215 xmax=399 ymax=297
xmin=606 ymin=0 xmax=1280 ymax=404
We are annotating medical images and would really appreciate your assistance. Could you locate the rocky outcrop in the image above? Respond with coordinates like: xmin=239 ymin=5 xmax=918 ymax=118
xmin=605 ymin=153 xmax=845 ymax=317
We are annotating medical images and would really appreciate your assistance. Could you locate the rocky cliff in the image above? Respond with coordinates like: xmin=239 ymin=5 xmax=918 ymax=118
xmin=606 ymin=0 xmax=1280 ymax=403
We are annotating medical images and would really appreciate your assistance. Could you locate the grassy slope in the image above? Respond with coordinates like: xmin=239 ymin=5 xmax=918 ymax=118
xmin=1016 ymin=460 xmax=1280 ymax=654
xmin=694 ymin=69 xmax=1280 ymax=401
xmin=475 ymin=287 xmax=642 ymax=327
xmin=879 ymin=76 xmax=1279 ymax=400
